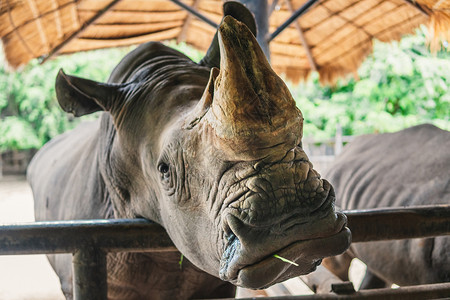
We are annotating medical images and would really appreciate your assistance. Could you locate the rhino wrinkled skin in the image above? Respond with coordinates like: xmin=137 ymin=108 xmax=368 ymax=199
xmin=28 ymin=3 xmax=350 ymax=299
xmin=323 ymin=124 xmax=449 ymax=289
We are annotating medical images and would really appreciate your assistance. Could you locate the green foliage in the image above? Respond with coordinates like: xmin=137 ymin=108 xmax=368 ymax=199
xmin=1 ymin=30 xmax=448 ymax=151
xmin=288 ymin=28 xmax=450 ymax=139
xmin=165 ymin=41 xmax=204 ymax=63
xmin=0 ymin=117 xmax=40 ymax=151
xmin=0 ymin=42 xmax=206 ymax=151
xmin=0 ymin=47 xmax=130 ymax=150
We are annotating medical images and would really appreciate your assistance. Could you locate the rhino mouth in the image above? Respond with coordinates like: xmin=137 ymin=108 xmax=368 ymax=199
xmin=221 ymin=225 xmax=350 ymax=289
xmin=219 ymin=190 xmax=351 ymax=289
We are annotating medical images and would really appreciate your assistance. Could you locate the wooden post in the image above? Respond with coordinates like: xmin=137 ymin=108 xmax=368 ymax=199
xmin=285 ymin=0 xmax=317 ymax=71
xmin=236 ymin=0 xmax=270 ymax=61
xmin=177 ymin=0 xmax=201 ymax=43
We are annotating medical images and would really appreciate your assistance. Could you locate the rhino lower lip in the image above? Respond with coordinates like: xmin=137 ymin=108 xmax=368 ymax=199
xmin=237 ymin=226 xmax=351 ymax=289
xmin=219 ymin=209 xmax=350 ymax=286
xmin=221 ymin=225 xmax=351 ymax=288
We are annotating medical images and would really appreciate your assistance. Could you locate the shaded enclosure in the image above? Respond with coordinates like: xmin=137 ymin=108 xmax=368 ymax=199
xmin=1 ymin=0 xmax=448 ymax=82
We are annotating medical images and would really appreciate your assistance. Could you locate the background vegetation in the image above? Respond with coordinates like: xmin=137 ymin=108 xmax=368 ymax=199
xmin=0 ymin=28 xmax=448 ymax=151
xmin=291 ymin=29 xmax=450 ymax=139
xmin=0 ymin=47 xmax=128 ymax=151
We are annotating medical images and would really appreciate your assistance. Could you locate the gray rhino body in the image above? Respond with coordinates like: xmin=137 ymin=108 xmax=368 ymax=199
xmin=324 ymin=124 xmax=450 ymax=288
xmin=28 ymin=43 xmax=234 ymax=300
xmin=28 ymin=4 xmax=350 ymax=299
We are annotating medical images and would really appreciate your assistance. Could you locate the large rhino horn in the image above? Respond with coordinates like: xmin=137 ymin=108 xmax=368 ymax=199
xmin=199 ymin=1 xmax=256 ymax=69
xmin=206 ymin=16 xmax=303 ymax=160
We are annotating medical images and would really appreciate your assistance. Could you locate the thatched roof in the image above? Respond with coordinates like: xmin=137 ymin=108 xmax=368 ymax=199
xmin=1 ymin=0 xmax=449 ymax=82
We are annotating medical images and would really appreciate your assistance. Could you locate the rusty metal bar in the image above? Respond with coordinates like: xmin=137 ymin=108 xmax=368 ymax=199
xmin=210 ymin=282 xmax=450 ymax=299
xmin=0 ymin=205 xmax=449 ymax=300
xmin=169 ymin=0 xmax=218 ymax=28
xmin=268 ymin=0 xmax=320 ymax=42
xmin=344 ymin=204 xmax=450 ymax=243
xmin=0 ymin=219 xmax=176 ymax=255
xmin=401 ymin=0 xmax=431 ymax=16
xmin=1 ymin=205 xmax=449 ymax=256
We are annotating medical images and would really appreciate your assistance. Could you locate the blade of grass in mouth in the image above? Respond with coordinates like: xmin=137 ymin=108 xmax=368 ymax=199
xmin=179 ymin=254 xmax=184 ymax=269
xmin=273 ymin=254 xmax=299 ymax=266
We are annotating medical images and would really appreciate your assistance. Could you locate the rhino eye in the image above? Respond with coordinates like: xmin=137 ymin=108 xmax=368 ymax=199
xmin=158 ymin=163 xmax=170 ymax=177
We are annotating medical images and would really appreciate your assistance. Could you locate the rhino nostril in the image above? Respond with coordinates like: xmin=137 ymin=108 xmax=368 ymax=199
xmin=222 ymin=217 xmax=233 ymax=237
xmin=226 ymin=213 xmax=245 ymax=237
xmin=223 ymin=213 xmax=256 ymax=247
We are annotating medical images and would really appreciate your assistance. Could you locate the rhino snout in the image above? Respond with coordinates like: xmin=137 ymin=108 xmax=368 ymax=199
xmin=219 ymin=206 xmax=350 ymax=288
xmin=218 ymin=162 xmax=351 ymax=288
xmin=225 ymin=162 xmax=333 ymax=227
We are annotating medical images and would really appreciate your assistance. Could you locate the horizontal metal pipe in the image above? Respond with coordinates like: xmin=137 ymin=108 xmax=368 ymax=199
xmin=0 ymin=219 xmax=176 ymax=255
xmin=209 ymin=282 xmax=450 ymax=300
xmin=343 ymin=204 xmax=450 ymax=243
xmin=0 ymin=205 xmax=449 ymax=255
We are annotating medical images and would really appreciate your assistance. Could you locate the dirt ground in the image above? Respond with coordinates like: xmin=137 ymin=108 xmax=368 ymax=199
xmin=0 ymin=176 xmax=65 ymax=300
xmin=0 ymin=175 xmax=365 ymax=299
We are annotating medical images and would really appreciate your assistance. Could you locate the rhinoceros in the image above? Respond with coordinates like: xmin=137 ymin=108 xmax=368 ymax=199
xmin=322 ymin=124 xmax=449 ymax=289
xmin=27 ymin=3 xmax=350 ymax=299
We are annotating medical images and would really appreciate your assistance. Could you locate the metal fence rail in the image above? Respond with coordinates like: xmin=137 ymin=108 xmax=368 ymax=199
xmin=344 ymin=204 xmax=450 ymax=242
xmin=0 ymin=219 xmax=176 ymax=299
xmin=0 ymin=218 xmax=175 ymax=255
xmin=213 ymin=282 xmax=450 ymax=300
xmin=1 ymin=205 xmax=449 ymax=300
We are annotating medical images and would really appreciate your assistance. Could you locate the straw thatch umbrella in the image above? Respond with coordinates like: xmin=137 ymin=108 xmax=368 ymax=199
xmin=1 ymin=0 xmax=449 ymax=82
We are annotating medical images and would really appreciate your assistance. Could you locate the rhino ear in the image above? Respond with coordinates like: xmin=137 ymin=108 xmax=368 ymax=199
xmin=199 ymin=1 xmax=256 ymax=69
xmin=55 ymin=69 xmax=127 ymax=117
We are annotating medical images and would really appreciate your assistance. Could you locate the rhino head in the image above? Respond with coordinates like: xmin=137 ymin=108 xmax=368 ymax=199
xmin=54 ymin=5 xmax=350 ymax=290
xmin=180 ymin=16 xmax=350 ymax=288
